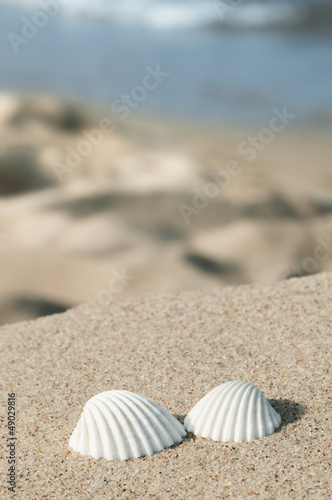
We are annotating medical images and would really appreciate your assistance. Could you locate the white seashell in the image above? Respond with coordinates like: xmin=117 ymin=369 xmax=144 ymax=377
xmin=69 ymin=390 xmax=186 ymax=460
xmin=184 ymin=381 xmax=281 ymax=443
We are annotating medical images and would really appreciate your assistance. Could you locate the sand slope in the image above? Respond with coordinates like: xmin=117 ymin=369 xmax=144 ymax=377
xmin=0 ymin=273 xmax=331 ymax=498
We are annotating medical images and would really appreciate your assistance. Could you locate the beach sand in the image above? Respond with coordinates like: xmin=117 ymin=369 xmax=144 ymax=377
xmin=0 ymin=272 xmax=331 ymax=498
xmin=0 ymin=93 xmax=332 ymax=326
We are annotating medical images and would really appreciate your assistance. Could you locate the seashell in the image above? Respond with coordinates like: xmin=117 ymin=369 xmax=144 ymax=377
xmin=69 ymin=390 xmax=186 ymax=460
xmin=184 ymin=381 xmax=281 ymax=443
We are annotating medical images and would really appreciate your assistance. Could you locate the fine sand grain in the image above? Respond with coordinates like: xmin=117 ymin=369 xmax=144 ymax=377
xmin=0 ymin=273 xmax=331 ymax=499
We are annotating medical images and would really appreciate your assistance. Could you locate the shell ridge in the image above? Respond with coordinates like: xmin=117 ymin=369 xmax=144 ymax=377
xmin=222 ymin=381 xmax=248 ymax=441
xmin=261 ymin=395 xmax=275 ymax=436
xmin=80 ymin=413 xmax=91 ymax=454
xmin=256 ymin=390 xmax=265 ymax=438
xmin=111 ymin=391 xmax=184 ymax=453
xmin=244 ymin=384 xmax=259 ymax=441
xmin=267 ymin=401 xmax=282 ymax=431
xmin=84 ymin=406 xmax=102 ymax=459
xmin=139 ymin=394 xmax=186 ymax=438
xmin=116 ymin=392 xmax=171 ymax=448
xmin=213 ymin=381 xmax=243 ymax=441
xmin=91 ymin=395 xmax=129 ymax=459
xmin=203 ymin=383 xmax=238 ymax=435
xmin=69 ymin=417 xmax=80 ymax=450
xmin=129 ymin=392 xmax=184 ymax=445
xmin=185 ymin=383 xmax=230 ymax=435
xmin=104 ymin=393 xmax=154 ymax=458
xmin=233 ymin=383 xmax=254 ymax=442
xmin=97 ymin=393 xmax=144 ymax=459
xmin=96 ymin=399 xmax=126 ymax=459
xmin=87 ymin=403 xmax=105 ymax=459
xmin=126 ymin=392 xmax=185 ymax=442
xmin=201 ymin=388 xmax=227 ymax=439
xmin=91 ymin=396 xmax=126 ymax=460
xmin=184 ymin=394 xmax=211 ymax=430
xmin=187 ymin=385 xmax=221 ymax=423
xmin=202 ymin=381 xmax=237 ymax=440
xmin=194 ymin=385 xmax=225 ymax=436
xmin=130 ymin=393 xmax=186 ymax=445
xmin=111 ymin=392 xmax=161 ymax=455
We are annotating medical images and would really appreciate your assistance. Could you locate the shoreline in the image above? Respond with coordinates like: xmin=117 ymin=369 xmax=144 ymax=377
xmin=3 ymin=89 xmax=332 ymax=136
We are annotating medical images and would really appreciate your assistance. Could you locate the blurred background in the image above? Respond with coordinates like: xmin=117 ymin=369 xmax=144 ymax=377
xmin=0 ymin=0 xmax=331 ymax=325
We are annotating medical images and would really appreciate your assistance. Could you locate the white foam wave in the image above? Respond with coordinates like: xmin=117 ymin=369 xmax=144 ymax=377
xmin=1 ymin=0 xmax=331 ymax=31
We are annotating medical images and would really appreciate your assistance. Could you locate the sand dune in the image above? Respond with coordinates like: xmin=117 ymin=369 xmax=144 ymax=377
xmin=0 ymin=93 xmax=331 ymax=325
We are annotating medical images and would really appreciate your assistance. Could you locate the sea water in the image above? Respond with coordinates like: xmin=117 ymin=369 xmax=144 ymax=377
xmin=0 ymin=0 xmax=332 ymax=127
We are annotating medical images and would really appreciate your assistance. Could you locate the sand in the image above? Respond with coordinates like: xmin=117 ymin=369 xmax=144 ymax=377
xmin=1 ymin=93 xmax=332 ymax=326
xmin=0 ymin=272 xmax=331 ymax=499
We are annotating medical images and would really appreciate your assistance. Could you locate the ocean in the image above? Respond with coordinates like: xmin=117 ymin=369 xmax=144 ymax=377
xmin=1 ymin=0 xmax=332 ymax=127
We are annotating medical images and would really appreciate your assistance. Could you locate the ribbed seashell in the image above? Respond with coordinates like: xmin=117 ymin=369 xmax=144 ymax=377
xmin=184 ymin=381 xmax=281 ymax=442
xmin=69 ymin=390 xmax=186 ymax=460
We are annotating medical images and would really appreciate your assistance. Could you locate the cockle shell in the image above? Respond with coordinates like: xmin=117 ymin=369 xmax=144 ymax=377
xmin=184 ymin=381 xmax=281 ymax=442
xmin=69 ymin=390 xmax=186 ymax=460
